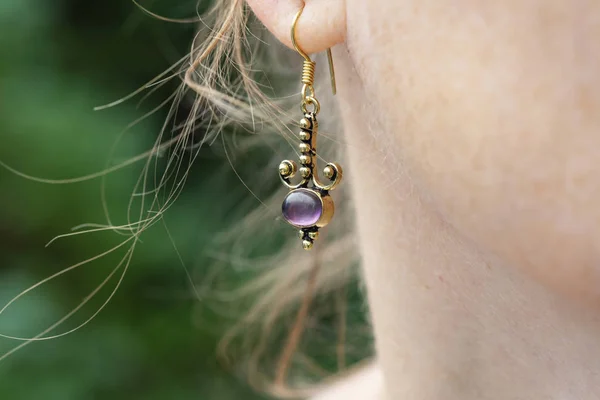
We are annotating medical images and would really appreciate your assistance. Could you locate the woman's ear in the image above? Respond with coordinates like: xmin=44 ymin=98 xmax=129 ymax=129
xmin=245 ymin=0 xmax=346 ymax=54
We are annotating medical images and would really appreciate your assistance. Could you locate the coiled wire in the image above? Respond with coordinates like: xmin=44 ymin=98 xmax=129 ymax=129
xmin=300 ymin=60 xmax=320 ymax=113
xmin=301 ymin=60 xmax=316 ymax=86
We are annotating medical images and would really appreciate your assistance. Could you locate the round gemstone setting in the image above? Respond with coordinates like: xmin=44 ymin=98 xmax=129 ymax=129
xmin=282 ymin=189 xmax=323 ymax=227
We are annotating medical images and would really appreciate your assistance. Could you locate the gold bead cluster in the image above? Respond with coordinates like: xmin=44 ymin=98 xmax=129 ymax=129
xmin=299 ymin=230 xmax=319 ymax=250
xmin=298 ymin=117 xmax=314 ymax=179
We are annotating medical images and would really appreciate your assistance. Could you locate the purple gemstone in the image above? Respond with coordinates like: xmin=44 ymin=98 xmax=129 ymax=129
xmin=282 ymin=190 xmax=323 ymax=227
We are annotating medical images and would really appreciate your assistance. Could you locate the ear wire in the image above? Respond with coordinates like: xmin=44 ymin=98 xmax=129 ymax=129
xmin=291 ymin=5 xmax=337 ymax=96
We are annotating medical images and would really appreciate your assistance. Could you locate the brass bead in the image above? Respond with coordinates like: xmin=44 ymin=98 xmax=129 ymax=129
xmin=300 ymin=155 xmax=312 ymax=165
xmin=299 ymin=130 xmax=311 ymax=141
xmin=324 ymin=165 xmax=335 ymax=179
xmin=302 ymin=240 xmax=313 ymax=250
xmin=299 ymin=143 xmax=311 ymax=153
xmin=279 ymin=162 xmax=290 ymax=176
xmin=308 ymin=231 xmax=319 ymax=240
xmin=298 ymin=230 xmax=304 ymax=239
xmin=300 ymin=118 xmax=310 ymax=129
xmin=300 ymin=167 xmax=311 ymax=178
xmin=279 ymin=161 xmax=296 ymax=176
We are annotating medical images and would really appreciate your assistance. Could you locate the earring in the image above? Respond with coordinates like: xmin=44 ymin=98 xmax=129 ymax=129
xmin=278 ymin=5 xmax=343 ymax=251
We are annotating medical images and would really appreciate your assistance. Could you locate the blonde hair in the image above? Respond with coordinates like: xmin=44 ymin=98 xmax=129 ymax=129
xmin=182 ymin=1 xmax=372 ymax=395
xmin=0 ymin=0 xmax=372 ymax=396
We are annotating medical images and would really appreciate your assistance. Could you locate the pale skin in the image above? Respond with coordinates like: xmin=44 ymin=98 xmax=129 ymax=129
xmin=248 ymin=0 xmax=600 ymax=399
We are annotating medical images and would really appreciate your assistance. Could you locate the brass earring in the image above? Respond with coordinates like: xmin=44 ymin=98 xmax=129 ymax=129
xmin=278 ymin=5 xmax=343 ymax=250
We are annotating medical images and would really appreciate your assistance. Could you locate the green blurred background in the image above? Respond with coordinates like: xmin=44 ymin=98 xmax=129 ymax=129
xmin=0 ymin=0 xmax=271 ymax=398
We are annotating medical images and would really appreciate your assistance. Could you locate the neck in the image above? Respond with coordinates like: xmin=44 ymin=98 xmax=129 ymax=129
xmin=334 ymin=46 xmax=600 ymax=400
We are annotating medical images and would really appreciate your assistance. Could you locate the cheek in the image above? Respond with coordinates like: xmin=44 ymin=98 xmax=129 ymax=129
xmin=351 ymin=0 xmax=600 ymax=303
xmin=423 ymin=117 xmax=600 ymax=304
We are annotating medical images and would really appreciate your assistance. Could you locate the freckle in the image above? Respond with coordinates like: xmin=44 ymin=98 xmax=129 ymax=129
xmin=438 ymin=275 xmax=444 ymax=283
xmin=424 ymin=285 xmax=431 ymax=290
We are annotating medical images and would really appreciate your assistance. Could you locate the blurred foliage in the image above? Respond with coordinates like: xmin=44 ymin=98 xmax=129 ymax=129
xmin=0 ymin=0 xmax=270 ymax=398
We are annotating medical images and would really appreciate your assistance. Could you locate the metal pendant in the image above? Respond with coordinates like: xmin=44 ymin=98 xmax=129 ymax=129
xmin=279 ymin=113 xmax=342 ymax=250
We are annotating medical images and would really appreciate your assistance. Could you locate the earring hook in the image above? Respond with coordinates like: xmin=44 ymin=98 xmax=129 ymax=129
xmin=291 ymin=5 xmax=337 ymax=95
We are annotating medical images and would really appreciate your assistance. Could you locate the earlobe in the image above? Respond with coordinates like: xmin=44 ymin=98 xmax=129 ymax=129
xmin=245 ymin=0 xmax=346 ymax=54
